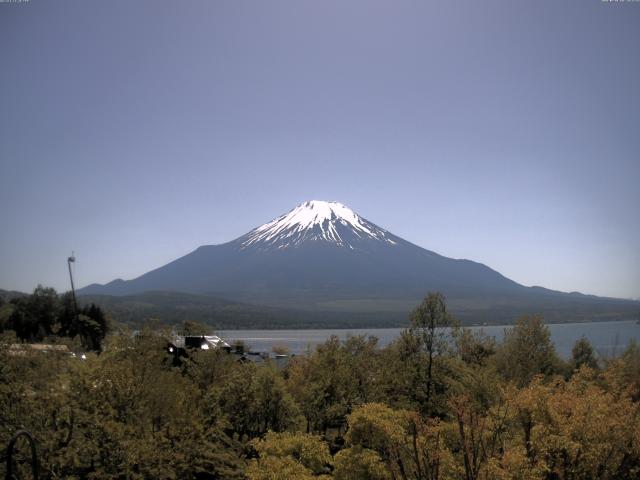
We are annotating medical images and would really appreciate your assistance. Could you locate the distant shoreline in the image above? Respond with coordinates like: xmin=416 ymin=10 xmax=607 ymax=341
xmin=219 ymin=318 xmax=640 ymax=359
xmin=218 ymin=316 xmax=640 ymax=331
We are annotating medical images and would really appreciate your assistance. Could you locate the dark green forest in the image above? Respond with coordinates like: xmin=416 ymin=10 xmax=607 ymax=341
xmin=3 ymin=286 xmax=638 ymax=331
xmin=1 ymin=290 xmax=640 ymax=479
xmin=79 ymin=291 xmax=640 ymax=329
xmin=0 ymin=286 xmax=108 ymax=351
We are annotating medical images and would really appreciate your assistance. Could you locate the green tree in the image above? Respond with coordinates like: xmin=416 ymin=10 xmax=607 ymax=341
xmin=286 ymin=336 xmax=354 ymax=434
xmin=0 ymin=301 xmax=13 ymax=333
xmin=344 ymin=403 xmax=456 ymax=480
xmin=571 ymin=336 xmax=598 ymax=371
xmin=493 ymin=315 xmax=562 ymax=386
xmin=57 ymin=294 xmax=108 ymax=351
xmin=7 ymin=285 xmax=60 ymax=341
xmin=217 ymin=362 xmax=261 ymax=440
xmin=388 ymin=292 xmax=457 ymax=415
xmin=253 ymin=364 xmax=301 ymax=434
xmin=607 ymin=340 xmax=640 ymax=401
xmin=341 ymin=335 xmax=382 ymax=405
xmin=78 ymin=303 xmax=108 ymax=351
xmin=178 ymin=319 xmax=211 ymax=336
xmin=214 ymin=361 xmax=300 ymax=439
xmin=56 ymin=292 xmax=76 ymax=336
xmin=411 ymin=293 xmax=456 ymax=413
xmin=246 ymin=432 xmax=332 ymax=479
xmin=455 ymin=327 xmax=496 ymax=366
xmin=333 ymin=446 xmax=391 ymax=480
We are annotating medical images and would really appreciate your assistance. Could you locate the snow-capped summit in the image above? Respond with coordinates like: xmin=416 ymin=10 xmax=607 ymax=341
xmin=238 ymin=200 xmax=397 ymax=250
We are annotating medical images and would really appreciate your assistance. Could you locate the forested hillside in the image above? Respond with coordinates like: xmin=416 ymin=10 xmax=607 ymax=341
xmin=1 ymin=293 xmax=640 ymax=479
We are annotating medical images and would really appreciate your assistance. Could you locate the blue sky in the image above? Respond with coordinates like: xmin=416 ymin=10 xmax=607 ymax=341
xmin=1 ymin=0 xmax=638 ymax=299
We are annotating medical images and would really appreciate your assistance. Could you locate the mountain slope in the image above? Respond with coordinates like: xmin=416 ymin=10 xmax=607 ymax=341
xmin=78 ymin=200 xmax=639 ymax=324
xmin=79 ymin=201 xmax=523 ymax=301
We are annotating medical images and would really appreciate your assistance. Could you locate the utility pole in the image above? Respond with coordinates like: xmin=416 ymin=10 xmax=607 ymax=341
xmin=68 ymin=253 xmax=79 ymax=326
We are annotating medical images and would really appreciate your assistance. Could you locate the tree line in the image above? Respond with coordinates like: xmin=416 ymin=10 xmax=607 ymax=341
xmin=0 ymin=285 xmax=108 ymax=351
xmin=1 ymin=292 xmax=639 ymax=479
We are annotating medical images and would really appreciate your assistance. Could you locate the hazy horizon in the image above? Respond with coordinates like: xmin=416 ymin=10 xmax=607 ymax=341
xmin=1 ymin=1 xmax=639 ymax=300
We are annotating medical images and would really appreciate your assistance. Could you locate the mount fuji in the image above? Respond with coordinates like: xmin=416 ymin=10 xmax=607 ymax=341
xmin=78 ymin=201 xmax=639 ymax=325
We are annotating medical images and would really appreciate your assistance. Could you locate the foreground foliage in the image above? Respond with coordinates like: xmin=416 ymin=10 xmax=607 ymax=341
xmin=1 ymin=293 xmax=640 ymax=479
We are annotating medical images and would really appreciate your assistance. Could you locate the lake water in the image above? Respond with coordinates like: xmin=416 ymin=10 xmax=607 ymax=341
xmin=220 ymin=319 xmax=640 ymax=358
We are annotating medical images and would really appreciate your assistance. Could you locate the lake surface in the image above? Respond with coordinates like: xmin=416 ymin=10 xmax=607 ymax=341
xmin=220 ymin=319 xmax=640 ymax=358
